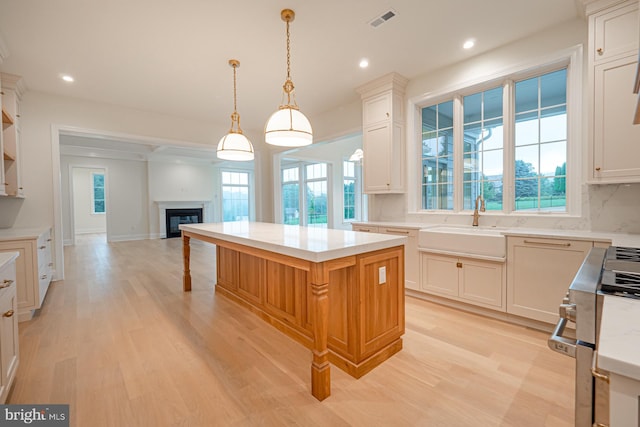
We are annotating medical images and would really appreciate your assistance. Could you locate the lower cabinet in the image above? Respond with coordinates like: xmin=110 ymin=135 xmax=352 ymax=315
xmin=0 ymin=254 xmax=19 ymax=403
xmin=352 ymin=224 xmax=420 ymax=291
xmin=0 ymin=228 xmax=53 ymax=322
xmin=506 ymin=236 xmax=593 ymax=324
xmin=420 ymin=252 xmax=506 ymax=311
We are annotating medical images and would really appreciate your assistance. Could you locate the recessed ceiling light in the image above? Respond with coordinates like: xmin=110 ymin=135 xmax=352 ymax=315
xmin=359 ymin=58 xmax=369 ymax=69
xmin=463 ymin=39 xmax=475 ymax=50
xmin=61 ymin=75 xmax=74 ymax=83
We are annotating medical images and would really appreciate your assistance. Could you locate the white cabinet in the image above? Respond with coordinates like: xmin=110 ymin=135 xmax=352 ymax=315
xmin=0 ymin=228 xmax=54 ymax=322
xmin=0 ymin=73 xmax=24 ymax=197
xmin=420 ymin=252 xmax=505 ymax=311
xmin=506 ymin=236 xmax=592 ymax=324
xmin=356 ymin=73 xmax=408 ymax=194
xmin=588 ymin=0 xmax=640 ymax=183
xmin=352 ymin=224 xmax=419 ymax=291
xmin=0 ymin=252 xmax=19 ymax=403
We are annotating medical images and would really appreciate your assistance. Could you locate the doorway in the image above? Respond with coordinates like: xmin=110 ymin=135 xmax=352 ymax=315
xmin=70 ymin=166 xmax=107 ymax=244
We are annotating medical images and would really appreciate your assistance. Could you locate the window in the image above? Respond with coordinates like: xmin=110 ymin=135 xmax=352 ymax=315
xmin=420 ymin=66 xmax=568 ymax=213
xmin=514 ymin=69 xmax=567 ymax=211
xmin=221 ymin=171 xmax=250 ymax=221
xmin=91 ymin=172 xmax=105 ymax=214
xmin=282 ymin=167 xmax=300 ymax=225
xmin=343 ymin=161 xmax=356 ymax=221
xmin=280 ymin=162 xmax=330 ymax=227
xmin=422 ymin=101 xmax=454 ymax=210
xmin=305 ymin=163 xmax=328 ymax=228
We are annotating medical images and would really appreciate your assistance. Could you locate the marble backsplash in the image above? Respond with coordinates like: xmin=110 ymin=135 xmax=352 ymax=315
xmin=370 ymin=183 xmax=640 ymax=234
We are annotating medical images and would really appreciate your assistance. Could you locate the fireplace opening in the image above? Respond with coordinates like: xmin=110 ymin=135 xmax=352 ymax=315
xmin=165 ymin=208 xmax=203 ymax=238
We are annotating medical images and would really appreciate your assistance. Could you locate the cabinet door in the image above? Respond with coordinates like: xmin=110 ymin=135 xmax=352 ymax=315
xmin=363 ymin=93 xmax=391 ymax=126
xmin=363 ymin=123 xmax=392 ymax=193
xmin=0 ymin=242 xmax=35 ymax=313
xmin=507 ymin=237 xmax=592 ymax=323
xmin=593 ymin=2 xmax=639 ymax=63
xmin=459 ymin=258 xmax=505 ymax=310
xmin=420 ymin=253 xmax=458 ymax=297
xmin=592 ymin=55 xmax=640 ymax=182
xmin=0 ymin=264 xmax=18 ymax=404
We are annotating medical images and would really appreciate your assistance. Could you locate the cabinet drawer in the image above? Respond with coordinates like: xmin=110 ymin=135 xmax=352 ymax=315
xmin=0 ymin=262 xmax=16 ymax=293
xmin=352 ymin=225 xmax=379 ymax=233
xmin=363 ymin=93 xmax=391 ymax=125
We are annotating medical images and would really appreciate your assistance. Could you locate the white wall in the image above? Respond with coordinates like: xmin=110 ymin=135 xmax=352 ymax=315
xmin=72 ymin=167 xmax=106 ymax=234
xmin=61 ymin=155 xmax=149 ymax=244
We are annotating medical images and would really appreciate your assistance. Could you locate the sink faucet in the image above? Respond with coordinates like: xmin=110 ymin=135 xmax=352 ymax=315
xmin=472 ymin=195 xmax=485 ymax=226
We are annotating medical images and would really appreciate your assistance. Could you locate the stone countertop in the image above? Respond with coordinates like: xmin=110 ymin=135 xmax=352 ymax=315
xmin=598 ymin=295 xmax=640 ymax=381
xmin=179 ymin=222 xmax=407 ymax=263
xmin=0 ymin=227 xmax=50 ymax=241
xmin=350 ymin=221 xmax=640 ymax=247
xmin=0 ymin=251 xmax=19 ymax=270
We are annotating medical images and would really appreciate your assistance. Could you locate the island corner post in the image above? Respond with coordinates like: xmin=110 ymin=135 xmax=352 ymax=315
xmin=180 ymin=225 xmax=405 ymax=402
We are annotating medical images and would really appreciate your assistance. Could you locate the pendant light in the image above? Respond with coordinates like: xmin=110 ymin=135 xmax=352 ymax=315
xmin=264 ymin=9 xmax=313 ymax=147
xmin=217 ymin=59 xmax=255 ymax=161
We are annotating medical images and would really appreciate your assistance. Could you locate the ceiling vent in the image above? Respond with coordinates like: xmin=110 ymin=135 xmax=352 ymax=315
xmin=369 ymin=9 xmax=396 ymax=28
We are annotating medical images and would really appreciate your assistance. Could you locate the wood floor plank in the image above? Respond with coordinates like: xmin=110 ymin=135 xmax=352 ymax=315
xmin=8 ymin=234 xmax=575 ymax=426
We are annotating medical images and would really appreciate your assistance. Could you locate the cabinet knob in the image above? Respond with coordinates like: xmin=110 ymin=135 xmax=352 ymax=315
xmin=40 ymin=275 xmax=47 ymax=280
xmin=3 ymin=183 xmax=7 ymax=186
xmin=595 ymin=167 xmax=601 ymax=171
xmin=18 ymin=187 xmax=23 ymax=190
xmin=39 ymin=245 xmax=46 ymax=250
xmin=0 ymin=279 xmax=13 ymax=289
xmin=47 ymin=238 xmax=52 ymax=242
xmin=3 ymin=310 xmax=14 ymax=318
xmin=456 ymin=262 xmax=463 ymax=268
xmin=596 ymin=48 xmax=603 ymax=55
xmin=386 ymin=112 xmax=389 ymax=118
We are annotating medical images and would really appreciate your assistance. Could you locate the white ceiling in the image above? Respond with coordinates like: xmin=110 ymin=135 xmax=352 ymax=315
xmin=0 ymin=0 xmax=582 ymax=148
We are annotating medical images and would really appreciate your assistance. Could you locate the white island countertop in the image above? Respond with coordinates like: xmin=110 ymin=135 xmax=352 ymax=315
xmin=179 ymin=222 xmax=408 ymax=263
xmin=598 ymin=295 xmax=640 ymax=381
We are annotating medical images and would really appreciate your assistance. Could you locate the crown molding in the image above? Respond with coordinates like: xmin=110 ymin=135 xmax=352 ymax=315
xmin=0 ymin=72 xmax=26 ymax=97
xmin=355 ymin=72 xmax=409 ymax=98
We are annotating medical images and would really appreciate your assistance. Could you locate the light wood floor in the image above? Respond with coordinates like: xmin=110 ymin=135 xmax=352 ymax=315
xmin=9 ymin=234 xmax=575 ymax=426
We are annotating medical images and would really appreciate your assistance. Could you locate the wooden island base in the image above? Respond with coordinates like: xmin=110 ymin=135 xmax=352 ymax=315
xmin=182 ymin=231 xmax=405 ymax=401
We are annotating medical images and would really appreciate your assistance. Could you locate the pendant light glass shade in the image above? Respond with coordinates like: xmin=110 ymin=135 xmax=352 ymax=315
xmin=217 ymin=132 xmax=254 ymax=161
xmin=264 ymin=9 xmax=313 ymax=148
xmin=217 ymin=59 xmax=254 ymax=161
xmin=265 ymin=108 xmax=312 ymax=147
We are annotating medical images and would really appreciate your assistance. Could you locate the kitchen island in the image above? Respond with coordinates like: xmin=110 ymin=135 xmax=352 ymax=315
xmin=180 ymin=222 xmax=406 ymax=401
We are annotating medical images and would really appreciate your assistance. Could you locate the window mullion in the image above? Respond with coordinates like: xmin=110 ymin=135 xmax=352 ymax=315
xmin=503 ymin=79 xmax=515 ymax=214
xmin=453 ymin=95 xmax=464 ymax=212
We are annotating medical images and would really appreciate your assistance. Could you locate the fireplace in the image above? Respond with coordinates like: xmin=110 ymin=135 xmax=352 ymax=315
xmin=165 ymin=208 xmax=203 ymax=238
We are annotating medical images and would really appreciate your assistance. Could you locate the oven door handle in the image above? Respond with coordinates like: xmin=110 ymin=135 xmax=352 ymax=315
xmin=548 ymin=317 xmax=577 ymax=358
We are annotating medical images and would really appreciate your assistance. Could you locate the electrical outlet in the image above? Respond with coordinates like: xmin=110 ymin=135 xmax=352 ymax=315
xmin=378 ymin=266 xmax=386 ymax=284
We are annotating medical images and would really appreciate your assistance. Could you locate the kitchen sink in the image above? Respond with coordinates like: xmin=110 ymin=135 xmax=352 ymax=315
xmin=418 ymin=226 xmax=506 ymax=258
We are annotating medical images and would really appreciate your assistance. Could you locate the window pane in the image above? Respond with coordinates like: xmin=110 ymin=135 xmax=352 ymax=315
xmin=482 ymin=119 xmax=504 ymax=151
xmin=307 ymin=181 xmax=327 ymax=228
xmin=515 ymin=178 xmax=539 ymax=210
xmin=515 ymin=147 xmax=539 ymax=175
xmin=282 ymin=183 xmax=299 ymax=224
xmin=515 ymin=77 xmax=538 ymax=113
xmin=540 ymin=106 xmax=567 ymax=142
xmin=464 ymin=93 xmax=481 ymax=123
xmin=515 ymin=111 xmax=539 ymax=146
xmin=483 ymin=149 xmax=503 ymax=177
xmin=484 ymin=87 xmax=503 ymax=120
xmin=93 ymin=174 xmax=104 ymax=187
xmin=94 ymin=200 xmax=105 ymax=213
xmin=222 ymin=171 xmax=250 ymax=221
xmin=94 ymin=187 xmax=104 ymax=200
xmin=438 ymin=101 xmax=454 ymax=128
xmin=540 ymin=141 xmax=566 ymax=176
xmin=541 ymin=69 xmax=567 ymax=108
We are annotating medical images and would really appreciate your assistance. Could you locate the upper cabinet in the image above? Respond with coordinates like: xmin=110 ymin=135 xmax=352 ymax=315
xmin=356 ymin=73 xmax=408 ymax=194
xmin=588 ymin=0 xmax=640 ymax=183
xmin=0 ymin=73 xmax=24 ymax=198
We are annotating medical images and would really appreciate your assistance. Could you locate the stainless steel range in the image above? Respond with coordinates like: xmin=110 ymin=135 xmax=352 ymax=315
xmin=549 ymin=246 xmax=640 ymax=426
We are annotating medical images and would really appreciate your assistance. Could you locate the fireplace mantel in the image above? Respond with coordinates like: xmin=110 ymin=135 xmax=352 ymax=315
xmin=155 ymin=200 xmax=211 ymax=238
